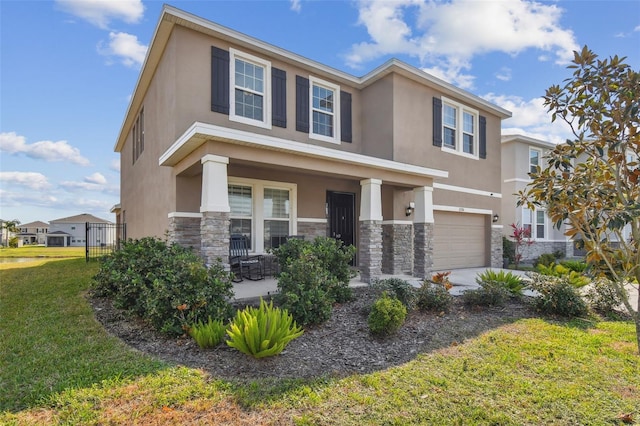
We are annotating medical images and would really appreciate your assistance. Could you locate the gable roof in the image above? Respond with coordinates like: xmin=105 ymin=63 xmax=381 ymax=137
xmin=115 ymin=5 xmax=511 ymax=153
xmin=19 ymin=221 xmax=49 ymax=228
xmin=49 ymin=213 xmax=112 ymax=224
xmin=501 ymin=134 xmax=556 ymax=150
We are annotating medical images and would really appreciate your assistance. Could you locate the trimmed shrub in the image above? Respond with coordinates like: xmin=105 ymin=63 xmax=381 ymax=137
xmin=502 ymin=236 xmax=516 ymax=265
xmin=528 ymin=274 xmax=588 ymax=317
xmin=226 ymin=298 xmax=303 ymax=358
xmin=584 ymin=279 xmax=627 ymax=316
xmin=462 ymin=281 xmax=511 ymax=307
xmin=189 ymin=317 xmax=227 ymax=349
xmin=415 ymin=280 xmax=452 ymax=312
xmin=368 ymin=292 xmax=407 ymax=336
xmin=275 ymin=253 xmax=336 ymax=326
xmin=535 ymin=253 xmax=558 ymax=268
xmin=536 ymin=263 xmax=590 ymax=288
xmin=476 ymin=269 xmax=526 ymax=297
xmin=92 ymin=237 xmax=234 ymax=336
xmin=371 ymin=278 xmax=416 ymax=310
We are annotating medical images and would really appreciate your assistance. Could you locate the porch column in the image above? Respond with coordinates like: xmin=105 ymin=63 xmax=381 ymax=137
xmin=359 ymin=178 xmax=383 ymax=283
xmin=200 ymin=155 xmax=231 ymax=267
xmin=413 ymin=186 xmax=434 ymax=279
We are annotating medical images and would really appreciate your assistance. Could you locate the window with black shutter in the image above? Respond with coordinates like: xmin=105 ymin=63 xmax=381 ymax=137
xmin=211 ymin=46 xmax=230 ymax=114
xmin=341 ymin=91 xmax=352 ymax=143
xmin=296 ymin=75 xmax=309 ymax=133
xmin=272 ymin=67 xmax=287 ymax=128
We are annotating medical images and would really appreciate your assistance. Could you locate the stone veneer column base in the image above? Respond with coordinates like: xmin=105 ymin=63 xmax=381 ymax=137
xmin=491 ymin=227 xmax=504 ymax=268
xmin=382 ymin=223 xmax=413 ymax=275
xmin=413 ymin=223 xmax=434 ymax=279
xmin=201 ymin=211 xmax=230 ymax=268
xmin=168 ymin=215 xmax=201 ymax=251
xmin=359 ymin=220 xmax=382 ymax=284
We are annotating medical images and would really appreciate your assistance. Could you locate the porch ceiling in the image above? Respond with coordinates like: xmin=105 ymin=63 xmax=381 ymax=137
xmin=162 ymin=122 xmax=448 ymax=187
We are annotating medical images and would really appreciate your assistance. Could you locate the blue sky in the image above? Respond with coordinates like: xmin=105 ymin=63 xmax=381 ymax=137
xmin=1 ymin=0 xmax=639 ymax=225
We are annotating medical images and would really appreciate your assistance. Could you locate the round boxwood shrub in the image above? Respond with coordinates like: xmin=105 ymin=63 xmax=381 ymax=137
xmin=368 ymin=292 xmax=407 ymax=336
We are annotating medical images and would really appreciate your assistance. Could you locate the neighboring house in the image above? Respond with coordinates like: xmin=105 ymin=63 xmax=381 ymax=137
xmin=18 ymin=221 xmax=49 ymax=245
xmin=501 ymin=134 xmax=574 ymax=261
xmin=47 ymin=213 xmax=114 ymax=247
xmin=114 ymin=6 xmax=511 ymax=282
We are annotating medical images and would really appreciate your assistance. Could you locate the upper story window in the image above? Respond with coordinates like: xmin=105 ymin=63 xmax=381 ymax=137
xmin=132 ymin=108 xmax=144 ymax=164
xmin=229 ymin=48 xmax=271 ymax=129
xmin=440 ymin=97 xmax=478 ymax=158
xmin=529 ymin=147 xmax=541 ymax=175
xmin=309 ymin=76 xmax=340 ymax=144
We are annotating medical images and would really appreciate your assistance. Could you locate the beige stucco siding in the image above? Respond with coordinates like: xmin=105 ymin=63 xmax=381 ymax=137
xmin=361 ymin=74 xmax=394 ymax=160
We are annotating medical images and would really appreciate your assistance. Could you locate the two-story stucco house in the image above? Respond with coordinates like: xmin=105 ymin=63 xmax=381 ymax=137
xmin=501 ymin=134 xmax=574 ymax=261
xmin=114 ymin=6 xmax=512 ymax=282
xmin=18 ymin=221 xmax=49 ymax=245
xmin=47 ymin=213 xmax=114 ymax=247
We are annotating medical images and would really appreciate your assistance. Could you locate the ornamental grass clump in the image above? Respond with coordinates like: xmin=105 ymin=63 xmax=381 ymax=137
xmin=226 ymin=298 xmax=303 ymax=359
xmin=188 ymin=316 xmax=227 ymax=349
xmin=476 ymin=269 xmax=527 ymax=297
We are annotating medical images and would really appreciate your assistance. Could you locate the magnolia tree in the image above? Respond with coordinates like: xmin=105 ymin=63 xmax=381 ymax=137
xmin=518 ymin=46 xmax=639 ymax=352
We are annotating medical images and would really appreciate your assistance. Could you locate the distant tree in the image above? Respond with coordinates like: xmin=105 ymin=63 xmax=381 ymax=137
xmin=1 ymin=219 xmax=21 ymax=247
xmin=518 ymin=46 xmax=639 ymax=352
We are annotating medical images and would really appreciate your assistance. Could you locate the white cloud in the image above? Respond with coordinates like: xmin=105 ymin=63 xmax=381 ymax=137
xmin=98 ymin=31 xmax=147 ymax=68
xmin=0 ymin=172 xmax=52 ymax=190
xmin=495 ymin=67 xmax=512 ymax=82
xmin=0 ymin=132 xmax=90 ymax=166
xmin=347 ymin=0 xmax=579 ymax=88
xmin=109 ymin=159 xmax=120 ymax=172
xmin=635 ymin=25 xmax=640 ymax=32
xmin=482 ymin=93 xmax=573 ymax=144
xmin=56 ymin=0 xmax=144 ymax=29
xmin=290 ymin=0 xmax=301 ymax=12
xmin=85 ymin=172 xmax=107 ymax=185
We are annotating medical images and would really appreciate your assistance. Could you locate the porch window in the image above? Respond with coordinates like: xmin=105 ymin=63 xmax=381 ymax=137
xmin=229 ymin=184 xmax=253 ymax=249
xmin=263 ymin=188 xmax=290 ymax=250
xmin=229 ymin=179 xmax=297 ymax=253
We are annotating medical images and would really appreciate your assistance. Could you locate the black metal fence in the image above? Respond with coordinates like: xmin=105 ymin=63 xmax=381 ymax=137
xmin=85 ymin=222 xmax=126 ymax=261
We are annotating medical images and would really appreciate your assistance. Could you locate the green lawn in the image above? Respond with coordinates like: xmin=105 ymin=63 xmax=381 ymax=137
xmin=1 ymin=259 xmax=638 ymax=425
xmin=0 ymin=246 xmax=85 ymax=258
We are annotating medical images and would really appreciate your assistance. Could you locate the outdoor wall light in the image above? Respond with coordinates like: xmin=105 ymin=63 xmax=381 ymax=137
xmin=406 ymin=202 xmax=415 ymax=217
xmin=492 ymin=213 xmax=500 ymax=223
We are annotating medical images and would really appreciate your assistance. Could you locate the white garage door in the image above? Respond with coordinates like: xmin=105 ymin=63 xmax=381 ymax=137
xmin=433 ymin=212 xmax=487 ymax=270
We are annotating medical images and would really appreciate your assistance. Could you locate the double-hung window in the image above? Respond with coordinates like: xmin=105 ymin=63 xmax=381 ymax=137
xmin=229 ymin=179 xmax=296 ymax=253
xmin=441 ymin=97 xmax=478 ymax=158
xmin=523 ymin=208 xmax=546 ymax=240
xmin=529 ymin=148 xmax=541 ymax=175
xmin=230 ymin=49 xmax=271 ymax=129
xmin=309 ymin=76 xmax=340 ymax=143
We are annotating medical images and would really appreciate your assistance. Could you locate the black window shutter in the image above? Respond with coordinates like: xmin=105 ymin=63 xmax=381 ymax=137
xmin=211 ymin=46 xmax=230 ymax=114
xmin=296 ymin=75 xmax=309 ymax=133
xmin=340 ymin=91 xmax=352 ymax=143
xmin=433 ymin=97 xmax=442 ymax=147
xmin=271 ymin=67 xmax=287 ymax=128
xmin=479 ymin=115 xmax=487 ymax=159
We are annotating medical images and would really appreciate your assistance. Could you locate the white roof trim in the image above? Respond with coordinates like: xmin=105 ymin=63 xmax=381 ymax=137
xmin=159 ymin=122 xmax=449 ymax=180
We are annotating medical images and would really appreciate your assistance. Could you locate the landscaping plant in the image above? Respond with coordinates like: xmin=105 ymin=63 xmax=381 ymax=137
xmin=188 ymin=316 xmax=228 ymax=349
xmin=371 ymin=277 xmax=416 ymax=310
xmin=92 ymin=237 xmax=234 ymax=336
xmin=226 ymin=298 xmax=303 ymax=358
xmin=462 ymin=281 xmax=511 ymax=307
xmin=508 ymin=222 xmax=534 ymax=269
xmin=585 ymin=278 xmax=628 ymax=318
xmin=368 ymin=292 xmax=407 ymax=336
xmin=476 ymin=269 xmax=527 ymax=297
xmin=415 ymin=276 xmax=453 ymax=312
xmin=536 ymin=263 xmax=590 ymax=288
xmin=527 ymin=273 xmax=588 ymax=318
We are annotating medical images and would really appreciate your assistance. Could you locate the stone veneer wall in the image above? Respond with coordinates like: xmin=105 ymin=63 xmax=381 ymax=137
xmin=167 ymin=216 xmax=201 ymax=251
xmin=521 ymin=240 xmax=572 ymax=262
xmin=359 ymin=220 xmax=382 ymax=283
xmin=297 ymin=221 xmax=328 ymax=240
xmin=413 ymin=223 xmax=434 ymax=279
xmin=491 ymin=227 xmax=503 ymax=268
xmin=201 ymin=211 xmax=230 ymax=267
xmin=382 ymin=223 xmax=413 ymax=275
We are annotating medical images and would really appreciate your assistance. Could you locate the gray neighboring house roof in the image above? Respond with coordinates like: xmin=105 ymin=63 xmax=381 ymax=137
xmin=20 ymin=220 xmax=49 ymax=228
xmin=49 ymin=213 xmax=113 ymax=224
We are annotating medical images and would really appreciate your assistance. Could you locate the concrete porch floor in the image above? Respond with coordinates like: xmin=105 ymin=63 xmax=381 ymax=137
xmin=231 ymin=267 xmax=530 ymax=301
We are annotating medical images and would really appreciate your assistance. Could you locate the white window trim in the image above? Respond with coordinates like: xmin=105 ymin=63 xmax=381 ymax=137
xmin=529 ymin=147 xmax=542 ymax=175
xmin=309 ymin=76 xmax=340 ymax=144
xmin=440 ymin=96 xmax=479 ymax=160
xmin=522 ymin=207 xmax=547 ymax=240
xmin=228 ymin=177 xmax=297 ymax=254
xmin=229 ymin=48 xmax=272 ymax=130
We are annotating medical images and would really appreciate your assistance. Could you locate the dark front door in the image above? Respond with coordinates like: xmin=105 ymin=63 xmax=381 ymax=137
xmin=327 ymin=191 xmax=355 ymax=250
